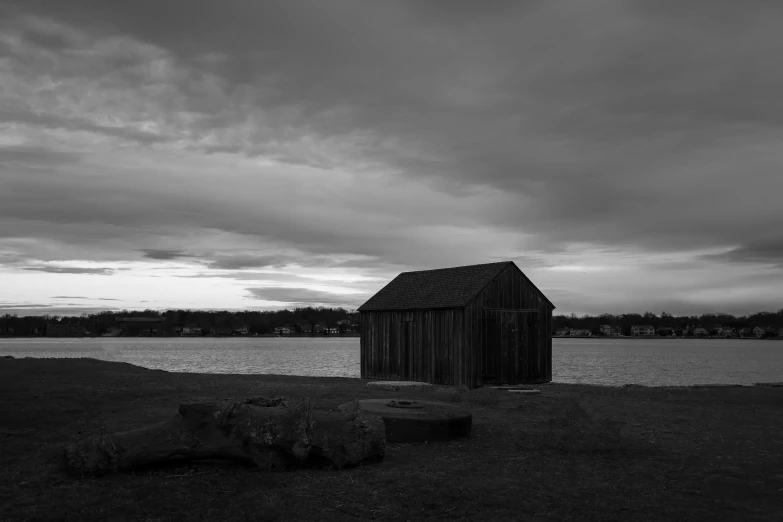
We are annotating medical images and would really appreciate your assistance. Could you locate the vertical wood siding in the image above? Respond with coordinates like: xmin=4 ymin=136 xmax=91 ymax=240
xmin=360 ymin=265 xmax=553 ymax=387
xmin=464 ymin=265 xmax=552 ymax=387
xmin=360 ymin=308 xmax=465 ymax=385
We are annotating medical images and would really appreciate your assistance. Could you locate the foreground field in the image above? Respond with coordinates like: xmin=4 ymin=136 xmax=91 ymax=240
xmin=1 ymin=358 xmax=782 ymax=521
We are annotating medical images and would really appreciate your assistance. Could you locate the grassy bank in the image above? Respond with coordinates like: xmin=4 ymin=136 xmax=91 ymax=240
xmin=1 ymin=358 xmax=781 ymax=521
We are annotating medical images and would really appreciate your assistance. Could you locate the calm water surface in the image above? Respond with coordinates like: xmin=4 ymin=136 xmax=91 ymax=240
xmin=1 ymin=337 xmax=781 ymax=386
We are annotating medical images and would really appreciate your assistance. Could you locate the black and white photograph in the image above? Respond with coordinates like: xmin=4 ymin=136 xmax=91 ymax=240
xmin=1 ymin=1 xmax=782 ymax=520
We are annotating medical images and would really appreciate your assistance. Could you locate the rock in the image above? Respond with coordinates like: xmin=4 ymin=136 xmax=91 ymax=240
xmin=64 ymin=396 xmax=385 ymax=476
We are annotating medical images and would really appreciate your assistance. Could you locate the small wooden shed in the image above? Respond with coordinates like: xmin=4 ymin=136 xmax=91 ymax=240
xmin=358 ymin=261 xmax=555 ymax=388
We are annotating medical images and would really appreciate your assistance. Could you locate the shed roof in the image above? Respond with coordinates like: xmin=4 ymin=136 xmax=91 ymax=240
xmin=358 ymin=261 xmax=553 ymax=311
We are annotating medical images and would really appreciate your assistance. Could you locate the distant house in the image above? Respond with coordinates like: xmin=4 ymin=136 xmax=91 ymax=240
xmin=210 ymin=326 xmax=233 ymax=336
xmin=631 ymin=325 xmax=655 ymax=337
xmin=777 ymin=328 xmax=783 ymax=338
xmin=234 ymin=325 xmax=249 ymax=335
xmin=117 ymin=316 xmax=166 ymax=336
xmin=692 ymin=327 xmax=709 ymax=337
xmin=738 ymin=327 xmax=753 ymax=338
xmin=599 ymin=325 xmax=620 ymax=336
xmin=756 ymin=326 xmax=780 ymax=338
xmin=46 ymin=323 xmax=86 ymax=337
xmin=273 ymin=326 xmax=293 ymax=335
xmin=299 ymin=324 xmax=313 ymax=334
xmin=104 ymin=326 xmax=122 ymax=337
xmin=182 ymin=325 xmax=202 ymax=336
xmin=753 ymin=326 xmax=766 ymax=338
xmin=336 ymin=320 xmax=358 ymax=332
xmin=555 ymin=328 xmax=571 ymax=337
xmin=716 ymin=327 xmax=737 ymax=338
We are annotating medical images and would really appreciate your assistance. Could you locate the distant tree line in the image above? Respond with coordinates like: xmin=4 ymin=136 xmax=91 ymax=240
xmin=0 ymin=307 xmax=359 ymax=336
xmin=553 ymin=309 xmax=783 ymax=337
xmin=2 ymin=308 xmax=782 ymax=338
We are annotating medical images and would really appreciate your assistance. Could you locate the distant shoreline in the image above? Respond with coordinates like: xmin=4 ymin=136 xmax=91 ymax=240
xmin=1 ymin=334 xmax=780 ymax=341
xmin=0 ymin=333 xmax=362 ymax=339
xmin=555 ymin=335 xmax=782 ymax=340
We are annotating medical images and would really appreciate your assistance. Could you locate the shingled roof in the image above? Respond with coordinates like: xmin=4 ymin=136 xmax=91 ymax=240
xmin=358 ymin=261 xmax=550 ymax=311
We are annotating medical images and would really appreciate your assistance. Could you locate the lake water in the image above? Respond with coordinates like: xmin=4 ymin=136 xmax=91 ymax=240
xmin=1 ymin=337 xmax=781 ymax=387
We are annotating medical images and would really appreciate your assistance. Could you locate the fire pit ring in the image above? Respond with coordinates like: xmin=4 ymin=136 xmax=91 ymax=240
xmin=338 ymin=399 xmax=471 ymax=443
xmin=387 ymin=400 xmax=425 ymax=409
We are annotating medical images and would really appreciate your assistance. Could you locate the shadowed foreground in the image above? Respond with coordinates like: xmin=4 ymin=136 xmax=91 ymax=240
xmin=1 ymin=358 xmax=782 ymax=521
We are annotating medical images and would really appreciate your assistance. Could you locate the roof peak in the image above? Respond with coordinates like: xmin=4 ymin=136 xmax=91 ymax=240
xmin=400 ymin=261 xmax=512 ymax=275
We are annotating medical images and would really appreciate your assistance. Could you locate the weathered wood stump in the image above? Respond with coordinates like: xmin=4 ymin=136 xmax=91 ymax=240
xmin=64 ymin=397 xmax=385 ymax=476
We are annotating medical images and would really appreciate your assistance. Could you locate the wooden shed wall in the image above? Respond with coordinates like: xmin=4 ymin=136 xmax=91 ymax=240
xmin=360 ymin=308 xmax=467 ymax=386
xmin=464 ymin=264 xmax=553 ymax=387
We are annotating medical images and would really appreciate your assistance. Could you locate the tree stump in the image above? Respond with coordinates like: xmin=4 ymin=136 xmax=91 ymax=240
xmin=64 ymin=397 xmax=385 ymax=476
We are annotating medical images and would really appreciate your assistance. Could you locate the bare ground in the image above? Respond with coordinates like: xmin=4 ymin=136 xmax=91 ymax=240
xmin=1 ymin=357 xmax=782 ymax=521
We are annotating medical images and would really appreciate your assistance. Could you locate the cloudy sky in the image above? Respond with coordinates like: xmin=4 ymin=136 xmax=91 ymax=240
xmin=1 ymin=0 xmax=781 ymax=317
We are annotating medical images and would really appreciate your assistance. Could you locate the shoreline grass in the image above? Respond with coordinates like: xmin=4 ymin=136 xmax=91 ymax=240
xmin=1 ymin=357 xmax=782 ymax=521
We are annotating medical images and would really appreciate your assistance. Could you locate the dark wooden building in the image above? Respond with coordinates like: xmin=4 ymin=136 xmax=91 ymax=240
xmin=358 ymin=261 xmax=554 ymax=388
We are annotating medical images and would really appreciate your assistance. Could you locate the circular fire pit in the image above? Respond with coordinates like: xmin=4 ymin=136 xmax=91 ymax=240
xmin=339 ymin=399 xmax=472 ymax=443
xmin=386 ymin=400 xmax=425 ymax=409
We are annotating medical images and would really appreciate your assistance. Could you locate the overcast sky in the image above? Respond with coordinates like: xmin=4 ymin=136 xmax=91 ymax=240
xmin=1 ymin=0 xmax=781 ymax=317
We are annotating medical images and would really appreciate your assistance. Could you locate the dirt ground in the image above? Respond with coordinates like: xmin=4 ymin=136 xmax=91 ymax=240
xmin=1 ymin=357 xmax=782 ymax=521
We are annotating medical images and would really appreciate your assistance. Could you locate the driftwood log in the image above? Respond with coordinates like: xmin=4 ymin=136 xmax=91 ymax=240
xmin=63 ymin=397 xmax=385 ymax=476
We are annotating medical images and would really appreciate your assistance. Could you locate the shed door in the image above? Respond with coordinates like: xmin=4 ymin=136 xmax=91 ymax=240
xmin=482 ymin=310 xmax=533 ymax=385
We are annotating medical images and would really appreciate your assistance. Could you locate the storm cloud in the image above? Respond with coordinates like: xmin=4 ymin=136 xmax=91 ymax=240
xmin=1 ymin=0 xmax=782 ymax=316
